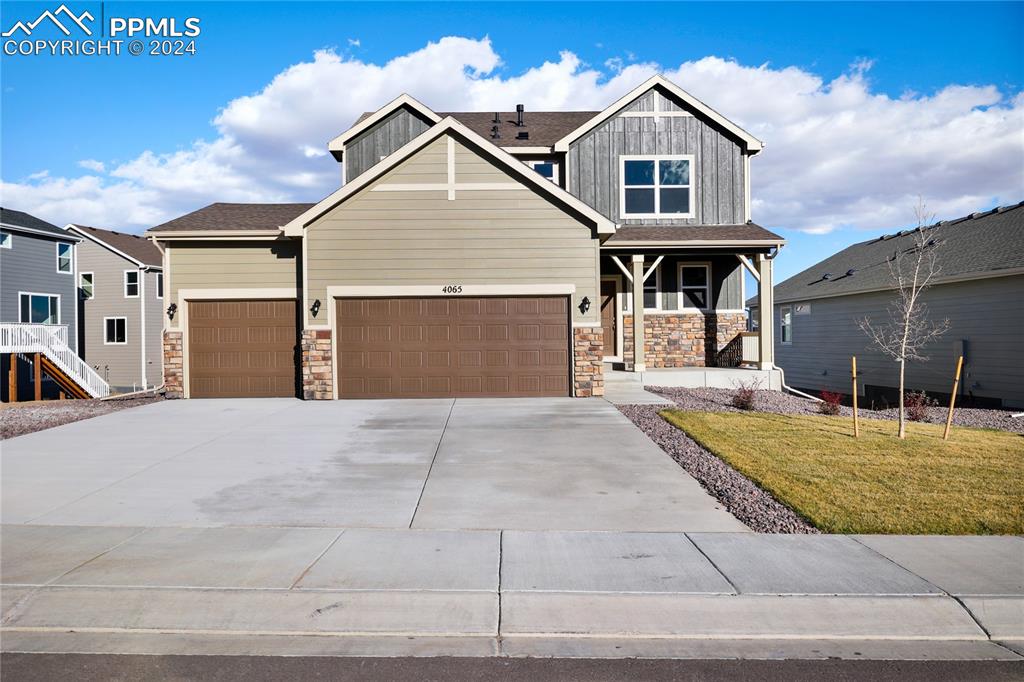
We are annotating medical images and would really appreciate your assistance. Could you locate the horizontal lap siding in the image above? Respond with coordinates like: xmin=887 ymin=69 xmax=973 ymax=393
xmin=307 ymin=135 xmax=600 ymax=328
xmin=774 ymin=275 xmax=1024 ymax=407
xmin=0 ymin=231 xmax=78 ymax=352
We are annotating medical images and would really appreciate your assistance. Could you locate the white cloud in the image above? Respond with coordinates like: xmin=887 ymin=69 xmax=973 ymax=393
xmin=2 ymin=37 xmax=1021 ymax=235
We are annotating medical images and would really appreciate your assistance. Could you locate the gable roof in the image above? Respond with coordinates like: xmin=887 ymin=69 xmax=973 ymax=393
xmin=755 ymin=201 xmax=1024 ymax=305
xmin=0 ymin=207 xmax=78 ymax=240
xmin=436 ymin=111 xmax=599 ymax=148
xmin=328 ymin=94 xmax=440 ymax=156
xmin=148 ymin=203 xmax=314 ymax=235
xmin=285 ymin=117 xmax=616 ymax=235
xmin=67 ymin=224 xmax=164 ymax=267
xmin=552 ymin=74 xmax=764 ymax=154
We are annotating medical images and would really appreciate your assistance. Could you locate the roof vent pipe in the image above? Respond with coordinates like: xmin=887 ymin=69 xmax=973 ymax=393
xmin=493 ymin=112 xmax=500 ymax=124
xmin=491 ymin=125 xmax=500 ymax=139
xmin=516 ymin=104 xmax=525 ymax=127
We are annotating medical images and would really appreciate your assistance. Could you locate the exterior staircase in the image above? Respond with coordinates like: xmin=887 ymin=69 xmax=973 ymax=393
xmin=0 ymin=323 xmax=110 ymax=399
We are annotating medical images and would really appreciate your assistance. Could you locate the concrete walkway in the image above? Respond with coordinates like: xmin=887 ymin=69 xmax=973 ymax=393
xmin=1 ymin=527 xmax=1021 ymax=659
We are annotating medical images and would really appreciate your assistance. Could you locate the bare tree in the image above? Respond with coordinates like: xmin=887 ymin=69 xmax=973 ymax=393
xmin=858 ymin=198 xmax=950 ymax=438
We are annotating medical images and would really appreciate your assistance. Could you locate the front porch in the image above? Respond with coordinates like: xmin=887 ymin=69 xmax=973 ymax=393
xmin=605 ymin=364 xmax=782 ymax=390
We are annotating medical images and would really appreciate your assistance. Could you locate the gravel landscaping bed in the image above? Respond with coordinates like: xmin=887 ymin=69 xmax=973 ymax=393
xmin=618 ymin=404 xmax=819 ymax=534
xmin=649 ymin=386 xmax=1024 ymax=434
xmin=0 ymin=394 xmax=163 ymax=440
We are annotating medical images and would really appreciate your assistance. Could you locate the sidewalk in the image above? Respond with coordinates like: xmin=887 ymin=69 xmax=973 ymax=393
xmin=2 ymin=526 xmax=1022 ymax=660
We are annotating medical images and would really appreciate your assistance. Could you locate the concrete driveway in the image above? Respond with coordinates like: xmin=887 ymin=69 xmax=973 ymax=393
xmin=0 ymin=397 xmax=744 ymax=532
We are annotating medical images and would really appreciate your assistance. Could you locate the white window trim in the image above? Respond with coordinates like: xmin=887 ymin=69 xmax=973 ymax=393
xmin=619 ymin=154 xmax=695 ymax=219
xmin=643 ymin=263 xmax=662 ymax=312
xmin=677 ymin=262 xmax=712 ymax=312
xmin=124 ymin=269 xmax=140 ymax=298
xmin=80 ymin=272 xmax=95 ymax=300
xmin=780 ymin=305 xmax=793 ymax=345
xmin=156 ymin=272 xmax=164 ymax=299
xmin=18 ymin=291 xmax=61 ymax=325
xmin=527 ymin=159 xmax=560 ymax=184
xmin=0 ymin=230 xmax=11 ymax=248
xmin=56 ymin=242 xmax=73 ymax=274
xmin=103 ymin=316 xmax=128 ymax=345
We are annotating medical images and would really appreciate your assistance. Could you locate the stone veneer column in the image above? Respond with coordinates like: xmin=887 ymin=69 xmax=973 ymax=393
xmin=162 ymin=330 xmax=183 ymax=398
xmin=572 ymin=326 xmax=604 ymax=397
xmin=301 ymin=329 xmax=334 ymax=400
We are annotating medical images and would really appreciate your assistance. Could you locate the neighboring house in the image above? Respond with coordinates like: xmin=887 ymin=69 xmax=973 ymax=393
xmin=146 ymin=75 xmax=784 ymax=400
xmin=66 ymin=225 xmax=164 ymax=391
xmin=0 ymin=208 xmax=108 ymax=400
xmin=749 ymin=203 xmax=1024 ymax=409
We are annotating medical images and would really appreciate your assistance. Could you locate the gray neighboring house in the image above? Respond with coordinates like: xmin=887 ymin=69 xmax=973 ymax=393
xmin=0 ymin=207 xmax=109 ymax=400
xmin=66 ymin=225 xmax=164 ymax=391
xmin=750 ymin=202 xmax=1024 ymax=409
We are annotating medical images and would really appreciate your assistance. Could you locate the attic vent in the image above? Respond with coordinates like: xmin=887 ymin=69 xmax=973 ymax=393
xmin=846 ymin=269 xmax=857 ymax=277
xmin=822 ymin=273 xmax=833 ymax=280
xmin=516 ymin=131 xmax=529 ymax=140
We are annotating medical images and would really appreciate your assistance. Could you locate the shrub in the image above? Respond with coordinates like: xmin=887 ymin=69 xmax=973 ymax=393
xmin=819 ymin=391 xmax=843 ymax=415
xmin=731 ymin=379 xmax=760 ymax=411
xmin=904 ymin=391 xmax=937 ymax=421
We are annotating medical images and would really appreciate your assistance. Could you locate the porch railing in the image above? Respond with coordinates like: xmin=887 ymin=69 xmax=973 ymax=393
xmin=0 ymin=323 xmax=110 ymax=398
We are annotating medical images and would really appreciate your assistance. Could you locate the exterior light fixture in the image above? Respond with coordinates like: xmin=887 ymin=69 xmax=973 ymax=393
xmin=310 ymin=299 xmax=321 ymax=317
xmin=166 ymin=303 xmax=177 ymax=320
xmin=578 ymin=296 xmax=591 ymax=315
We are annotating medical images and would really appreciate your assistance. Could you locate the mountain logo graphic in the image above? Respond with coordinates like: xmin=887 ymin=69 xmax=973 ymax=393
xmin=3 ymin=4 xmax=94 ymax=37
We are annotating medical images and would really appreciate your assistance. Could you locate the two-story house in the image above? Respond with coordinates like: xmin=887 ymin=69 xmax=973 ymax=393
xmin=66 ymin=225 xmax=164 ymax=392
xmin=0 ymin=208 xmax=108 ymax=400
xmin=146 ymin=75 xmax=784 ymax=399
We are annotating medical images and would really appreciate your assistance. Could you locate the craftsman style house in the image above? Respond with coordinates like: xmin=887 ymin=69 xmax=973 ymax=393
xmin=147 ymin=75 xmax=784 ymax=399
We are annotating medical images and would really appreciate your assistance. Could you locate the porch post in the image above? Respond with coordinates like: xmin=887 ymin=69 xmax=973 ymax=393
xmin=631 ymin=255 xmax=645 ymax=372
xmin=756 ymin=253 xmax=774 ymax=369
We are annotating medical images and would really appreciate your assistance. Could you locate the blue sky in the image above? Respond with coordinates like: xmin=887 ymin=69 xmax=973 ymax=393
xmin=2 ymin=1 xmax=1022 ymax=284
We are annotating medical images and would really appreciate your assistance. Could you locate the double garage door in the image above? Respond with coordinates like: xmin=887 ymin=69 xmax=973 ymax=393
xmin=187 ymin=296 xmax=570 ymax=399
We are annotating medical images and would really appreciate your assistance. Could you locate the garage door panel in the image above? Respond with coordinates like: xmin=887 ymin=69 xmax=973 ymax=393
xmin=336 ymin=296 xmax=569 ymax=399
xmin=188 ymin=298 xmax=297 ymax=398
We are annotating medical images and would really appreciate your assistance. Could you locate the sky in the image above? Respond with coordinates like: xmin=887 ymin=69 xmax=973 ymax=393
xmin=1 ymin=1 xmax=1022 ymax=285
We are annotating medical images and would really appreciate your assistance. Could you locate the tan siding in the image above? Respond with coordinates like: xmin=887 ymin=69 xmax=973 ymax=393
xmin=307 ymin=133 xmax=600 ymax=327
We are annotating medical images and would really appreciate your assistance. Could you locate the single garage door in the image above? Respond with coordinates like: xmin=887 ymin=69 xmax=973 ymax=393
xmin=188 ymin=299 xmax=298 ymax=398
xmin=336 ymin=296 xmax=570 ymax=398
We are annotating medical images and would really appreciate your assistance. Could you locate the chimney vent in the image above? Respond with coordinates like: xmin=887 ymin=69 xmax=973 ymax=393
xmin=516 ymin=104 xmax=525 ymax=127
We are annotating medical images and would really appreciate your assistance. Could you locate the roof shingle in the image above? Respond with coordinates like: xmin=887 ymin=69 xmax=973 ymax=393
xmin=148 ymin=203 xmax=314 ymax=233
xmin=0 ymin=207 xmax=69 ymax=238
xmin=72 ymin=225 xmax=163 ymax=266
xmin=604 ymin=223 xmax=784 ymax=245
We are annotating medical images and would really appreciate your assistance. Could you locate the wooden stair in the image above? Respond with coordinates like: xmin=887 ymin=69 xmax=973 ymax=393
xmin=38 ymin=353 xmax=92 ymax=399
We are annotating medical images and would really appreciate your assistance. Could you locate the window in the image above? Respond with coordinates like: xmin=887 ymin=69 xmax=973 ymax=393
xmin=156 ymin=273 xmax=164 ymax=299
xmin=124 ymin=270 xmax=139 ymax=298
xmin=643 ymin=265 xmax=661 ymax=310
xmin=620 ymin=155 xmax=693 ymax=218
xmin=0 ymin=231 xmax=10 ymax=248
xmin=104 ymin=317 xmax=127 ymax=345
xmin=56 ymin=243 xmax=72 ymax=273
xmin=528 ymin=160 xmax=559 ymax=183
xmin=80 ymin=272 xmax=94 ymax=299
xmin=19 ymin=293 xmax=59 ymax=324
xmin=780 ymin=305 xmax=793 ymax=344
xmin=678 ymin=264 xmax=710 ymax=310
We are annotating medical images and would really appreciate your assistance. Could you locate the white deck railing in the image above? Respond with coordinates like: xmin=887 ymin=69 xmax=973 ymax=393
xmin=0 ymin=323 xmax=110 ymax=398
xmin=741 ymin=332 xmax=760 ymax=365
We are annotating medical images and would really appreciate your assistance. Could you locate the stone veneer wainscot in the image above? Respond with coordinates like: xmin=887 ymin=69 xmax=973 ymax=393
xmin=623 ymin=312 xmax=747 ymax=368
xmin=301 ymin=329 xmax=334 ymax=400
xmin=162 ymin=330 xmax=184 ymax=398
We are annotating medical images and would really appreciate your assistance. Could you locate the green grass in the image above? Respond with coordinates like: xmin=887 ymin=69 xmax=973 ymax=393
xmin=659 ymin=410 xmax=1024 ymax=534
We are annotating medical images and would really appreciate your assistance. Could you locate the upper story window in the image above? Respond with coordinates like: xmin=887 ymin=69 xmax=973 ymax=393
xmin=80 ymin=272 xmax=94 ymax=300
xmin=0 ymin=231 xmax=10 ymax=248
xmin=19 ymin=293 xmax=59 ymax=324
xmin=124 ymin=270 xmax=140 ymax=298
xmin=156 ymin=273 xmax=164 ymax=299
xmin=56 ymin=243 xmax=72 ymax=273
xmin=780 ymin=305 xmax=793 ymax=344
xmin=527 ymin=160 xmax=559 ymax=184
xmin=620 ymin=155 xmax=693 ymax=218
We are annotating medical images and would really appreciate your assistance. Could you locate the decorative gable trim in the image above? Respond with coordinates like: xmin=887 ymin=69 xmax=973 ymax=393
xmin=552 ymin=74 xmax=763 ymax=154
xmin=327 ymin=94 xmax=442 ymax=156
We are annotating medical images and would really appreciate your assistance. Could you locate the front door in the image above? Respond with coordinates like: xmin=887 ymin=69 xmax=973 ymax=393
xmin=600 ymin=279 xmax=617 ymax=357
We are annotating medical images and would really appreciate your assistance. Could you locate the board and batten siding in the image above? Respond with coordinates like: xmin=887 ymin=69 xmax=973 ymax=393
xmin=306 ymin=135 xmax=601 ymax=328
xmin=771 ymin=275 xmax=1024 ymax=408
xmin=567 ymin=89 xmax=746 ymax=226
xmin=345 ymin=106 xmax=434 ymax=183
xmin=166 ymin=240 xmax=300 ymax=331
xmin=0 ymin=230 xmax=78 ymax=353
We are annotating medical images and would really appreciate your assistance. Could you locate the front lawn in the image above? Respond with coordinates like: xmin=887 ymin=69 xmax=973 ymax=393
xmin=660 ymin=410 xmax=1024 ymax=534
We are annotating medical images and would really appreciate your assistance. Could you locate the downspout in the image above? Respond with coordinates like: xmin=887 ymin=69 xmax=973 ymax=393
xmin=139 ymin=266 xmax=147 ymax=390
xmin=150 ymin=236 xmax=167 ymax=393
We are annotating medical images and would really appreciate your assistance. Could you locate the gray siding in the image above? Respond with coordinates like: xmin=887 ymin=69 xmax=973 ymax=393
xmin=76 ymin=238 xmax=162 ymax=390
xmin=568 ymin=88 xmax=745 ymax=225
xmin=772 ymin=275 xmax=1024 ymax=408
xmin=345 ymin=106 xmax=433 ymax=183
xmin=0 ymin=229 xmax=78 ymax=353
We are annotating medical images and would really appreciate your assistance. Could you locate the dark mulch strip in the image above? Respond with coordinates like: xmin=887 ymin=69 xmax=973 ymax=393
xmin=618 ymin=403 xmax=819 ymax=534
xmin=649 ymin=386 xmax=1024 ymax=434
xmin=0 ymin=394 xmax=164 ymax=440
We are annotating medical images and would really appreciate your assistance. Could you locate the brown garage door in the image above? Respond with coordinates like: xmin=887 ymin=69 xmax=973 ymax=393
xmin=336 ymin=296 xmax=570 ymax=398
xmin=188 ymin=299 xmax=297 ymax=398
